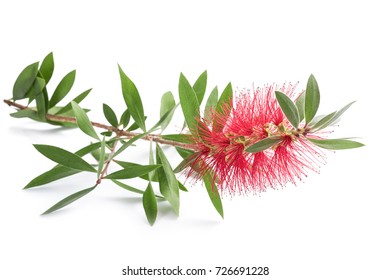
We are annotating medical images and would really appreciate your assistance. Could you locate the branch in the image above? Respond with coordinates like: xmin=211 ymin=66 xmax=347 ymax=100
xmin=4 ymin=99 xmax=192 ymax=149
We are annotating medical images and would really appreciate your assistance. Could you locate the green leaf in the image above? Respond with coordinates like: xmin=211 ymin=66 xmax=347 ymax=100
xmin=160 ymin=91 xmax=176 ymax=131
xmin=49 ymin=70 xmax=76 ymax=108
xmin=33 ymin=144 xmax=96 ymax=172
xmin=179 ymin=73 xmax=200 ymax=132
xmin=97 ymin=137 xmax=106 ymax=177
xmin=156 ymin=144 xmax=180 ymax=215
xmin=295 ymin=91 xmax=306 ymax=122
xmin=245 ymin=136 xmax=284 ymax=153
xmin=103 ymin=103 xmax=118 ymax=127
xmin=24 ymin=166 xmax=81 ymax=189
xmin=326 ymin=101 xmax=356 ymax=127
xmin=118 ymin=65 xmax=146 ymax=132
xmin=275 ymin=91 xmax=300 ymax=128
xmin=56 ymin=89 xmax=92 ymax=115
xmin=113 ymin=131 xmax=148 ymax=157
xmin=104 ymin=165 xmax=161 ymax=180
xmin=193 ymin=70 xmax=207 ymax=105
xmin=35 ymin=92 xmax=47 ymax=120
xmin=176 ymin=147 xmax=194 ymax=159
xmin=143 ymin=183 xmax=158 ymax=225
xmin=42 ymin=186 xmax=96 ymax=215
xmin=178 ymin=181 xmax=188 ymax=192
xmin=305 ymin=74 xmax=320 ymax=124
xmin=71 ymin=101 xmax=100 ymax=140
xmin=204 ymin=86 xmax=218 ymax=122
xmin=213 ymin=82 xmax=233 ymax=132
xmin=161 ymin=134 xmax=192 ymax=144
xmin=13 ymin=62 xmax=39 ymax=100
xmin=10 ymin=109 xmax=38 ymax=119
xmin=307 ymin=138 xmax=364 ymax=150
xmin=25 ymin=77 xmax=46 ymax=99
xmin=39 ymin=52 xmax=54 ymax=84
xmin=25 ymin=142 xmax=101 ymax=189
xmin=114 ymin=160 xmax=157 ymax=182
xmin=310 ymin=111 xmax=337 ymax=131
xmin=203 ymin=171 xmax=223 ymax=218
xmin=111 ymin=179 xmax=145 ymax=195
xmin=119 ymin=109 xmax=131 ymax=128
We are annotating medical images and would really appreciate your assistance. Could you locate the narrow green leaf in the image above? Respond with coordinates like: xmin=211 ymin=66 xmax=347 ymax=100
xmin=49 ymin=70 xmax=76 ymax=108
xmin=193 ymin=70 xmax=207 ymax=105
xmin=160 ymin=91 xmax=176 ymax=131
xmin=204 ymin=86 xmax=218 ymax=122
xmin=311 ymin=111 xmax=337 ymax=131
xmin=176 ymin=147 xmax=195 ymax=159
xmin=13 ymin=62 xmax=39 ymax=100
xmin=113 ymin=131 xmax=148 ymax=157
xmin=148 ymin=142 xmax=156 ymax=182
xmin=178 ymin=181 xmax=188 ymax=192
xmin=308 ymin=138 xmax=364 ymax=150
xmin=42 ymin=186 xmax=96 ymax=215
xmin=35 ymin=92 xmax=47 ymax=120
xmin=245 ymin=136 xmax=284 ymax=153
xmin=10 ymin=109 xmax=38 ymax=119
xmin=111 ymin=179 xmax=144 ymax=195
xmin=97 ymin=137 xmax=106 ymax=177
xmin=143 ymin=183 xmax=158 ymax=225
xmin=119 ymin=109 xmax=131 ymax=128
xmin=71 ymin=101 xmax=100 ymax=140
xmin=161 ymin=134 xmax=192 ymax=144
xmin=275 ymin=91 xmax=300 ymax=128
xmin=118 ymin=65 xmax=146 ymax=132
xmin=104 ymin=165 xmax=161 ymax=180
xmin=150 ymin=105 xmax=177 ymax=131
xmin=179 ymin=73 xmax=200 ymax=132
xmin=156 ymin=144 xmax=180 ymax=215
xmin=25 ymin=142 xmax=101 ymax=189
xmin=203 ymin=172 xmax=224 ymax=218
xmin=33 ymin=144 xmax=96 ymax=172
xmin=39 ymin=52 xmax=54 ymax=84
xmin=24 ymin=166 xmax=81 ymax=189
xmin=56 ymin=89 xmax=92 ymax=115
xmin=25 ymin=77 xmax=46 ymax=99
xmin=295 ymin=91 xmax=306 ymax=122
xmin=213 ymin=82 xmax=233 ymax=132
xmin=114 ymin=160 xmax=159 ymax=182
xmin=326 ymin=101 xmax=356 ymax=127
xmin=305 ymin=74 xmax=320 ymax=124
xmin=103 ymin=103 xmax=118 ymax=127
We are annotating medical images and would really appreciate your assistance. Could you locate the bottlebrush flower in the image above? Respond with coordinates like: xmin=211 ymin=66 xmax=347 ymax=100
xmin=186 ymin=83 xmax=327 ymax=195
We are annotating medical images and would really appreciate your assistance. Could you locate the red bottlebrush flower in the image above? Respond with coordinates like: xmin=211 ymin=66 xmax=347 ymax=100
xmin=186 ymin=83 xmax=326 ymax=195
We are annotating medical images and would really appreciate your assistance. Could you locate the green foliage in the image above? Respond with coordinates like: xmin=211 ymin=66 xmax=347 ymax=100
xmin=156 ymin=144 xmax=180 ymax=215
xmin=305 ymin=74 xmax=320 ymax=124
xmin=246 ymin=136 xmax=284 ymax=153
xmin=103 ymin=103 xmax=118 ymax=127
xmin=118 ymin=65 xmax=146 ymax=132
xmin=160 ymin=91 xmax=176 ymax=131
xmin=308 ymin=138 xmax=364 ymax=150
xmin=49 ymin=70 xmax=76 ymax=108
xmin=275 ymin=91 xmax=300 ymax=128
xmin=42 ymin=186 xmax=96 ymax=215
xmin=33 ymin=144 xmax=96 ymax=172
xmin=13 ymin=62 xmax=39 ymax=100
xmin=71 ymin=101 xmax=100 ymax=140
xmin=143 ymin=183 xmax=158 ymax=225
xmin=213 ymin=82 xmax=232 ymax=132
xmin=203 ymin=172 xmax=224 ymax=218
xmin=179 ymin=73 xmax=200 ymax=133
xmin=39 ymin=52 xmax=54 ymax=84
xmin=192 ymin=70 xmax=208 ymax=105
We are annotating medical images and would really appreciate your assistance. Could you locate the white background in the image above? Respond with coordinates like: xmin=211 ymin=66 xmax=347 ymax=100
xmin=1 ymin=1 xmax=389 ymax=279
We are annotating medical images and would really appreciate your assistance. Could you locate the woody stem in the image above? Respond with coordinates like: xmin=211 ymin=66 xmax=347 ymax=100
xmin=4 ymin=99 xmax=192 ymax=149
